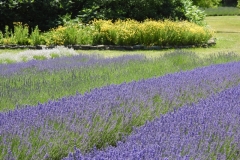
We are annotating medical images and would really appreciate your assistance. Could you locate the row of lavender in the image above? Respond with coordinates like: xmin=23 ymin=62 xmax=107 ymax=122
xmin=0 ymin=54 xmax=145 ymax=76
xmin=1 ymin=61 xmax=240 ymax=159
xmin=0 ymin=53 xmax=147 ymax=111
xmin=65 ymin=81 xmax=240 ymax=160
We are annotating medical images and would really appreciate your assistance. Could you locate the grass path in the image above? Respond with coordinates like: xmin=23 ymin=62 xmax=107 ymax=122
xmin=205 ymin=16 xmax=240 ymax=32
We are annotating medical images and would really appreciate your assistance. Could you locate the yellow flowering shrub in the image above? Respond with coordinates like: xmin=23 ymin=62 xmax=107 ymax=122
xmin=43 ymin=26 xmax=67 ymax=45
xmin=0 ymin=19 xmax=213 ymax=46
xmin=92 ymin=19 xmax=214 ymax=46
xmin=92 ymin=19 xmax=117 ymax=45
xmin=138 ymin=20 xmax=165 ymax=46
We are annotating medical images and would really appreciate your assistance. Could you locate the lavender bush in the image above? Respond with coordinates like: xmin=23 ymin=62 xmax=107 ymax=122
xmin=0 ymin=46 xmax=79 ymax=64
xmin=65 ymin=83 xmax=240 ymax=159
xmin=0 ymin=54 xmax=146 ymax=110
xmin=0 ymin=53 xmax=144 ymax=76
xmin=0 ymin=61 xmax=240 ymax=159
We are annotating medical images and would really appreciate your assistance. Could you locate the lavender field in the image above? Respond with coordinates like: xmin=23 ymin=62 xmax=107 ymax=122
xmin=65 ymin=83 xmax=240 ymax=159
xmin=0 ymin=50 xmax=240 ymax=159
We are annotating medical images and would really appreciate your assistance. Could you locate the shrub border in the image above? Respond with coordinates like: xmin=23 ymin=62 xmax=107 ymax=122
xmin=0 ymin=38 xmax=216 ymax=50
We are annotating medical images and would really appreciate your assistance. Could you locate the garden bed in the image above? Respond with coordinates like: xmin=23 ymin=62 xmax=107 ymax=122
xmin=0 ymin=19 xmax=214 ymax=48
xmin=0 ymin=38 xmax=216 ymax=50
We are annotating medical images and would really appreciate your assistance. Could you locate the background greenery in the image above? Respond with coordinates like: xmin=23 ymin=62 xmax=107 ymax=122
xmin=1 ymin=0 xmax=238 ymax=33
xmin=0 ymin=0 xmax=187 ymax=32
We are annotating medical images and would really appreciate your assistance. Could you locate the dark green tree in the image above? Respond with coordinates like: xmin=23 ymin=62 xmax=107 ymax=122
xmin=221 ymin=0 xmax=238 ymax=6
xmin=0 ymin=0 xmax=193 ymax=32
xmin=191 ymin=0 xmax=221 ymax=8
xmin=78 ymin=0 xmax=187 ymax=22
xmin=0 ymin=0 xmax=69 ymax=32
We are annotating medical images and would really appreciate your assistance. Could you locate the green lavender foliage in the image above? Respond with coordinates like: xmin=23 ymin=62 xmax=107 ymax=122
xmin=183 ymin=0 xmax=206 ymax=26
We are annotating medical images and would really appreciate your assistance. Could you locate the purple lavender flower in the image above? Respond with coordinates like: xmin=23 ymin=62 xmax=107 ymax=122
xmin=66 ymin=84 xmax=240 ymax=159
xmin=0 ymin=61 xmax=240 ymax=159
xmin=0 ymin=54 xmax=144 ymax=76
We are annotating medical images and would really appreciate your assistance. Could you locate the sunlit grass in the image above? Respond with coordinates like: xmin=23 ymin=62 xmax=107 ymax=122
xmin=204 ymin=16 xmax=240 ymax=32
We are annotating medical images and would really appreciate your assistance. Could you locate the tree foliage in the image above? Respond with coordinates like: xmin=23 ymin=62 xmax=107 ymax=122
xmin=183 ymin=0 xmax=206 ymax=26
xmin=0 ymin=0 xmax=197 ymax=32
xmin=90 ymin=0 xmax=186 ymax=22
xmin=191 ymin=0 xmax=222 ymax=8
xmin=0 ymin=0 xmax=65 ymax=32
xmin=222 ymin=0 xmax=238 ymax=6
